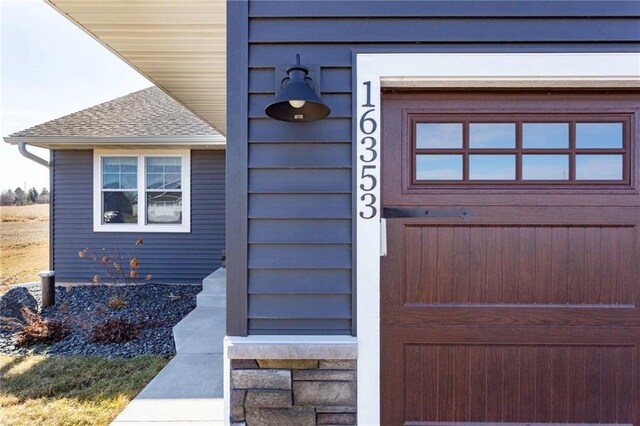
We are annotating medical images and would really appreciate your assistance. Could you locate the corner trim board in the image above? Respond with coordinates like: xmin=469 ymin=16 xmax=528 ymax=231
xmin=354 ymin=51 xmax=640 ymax=426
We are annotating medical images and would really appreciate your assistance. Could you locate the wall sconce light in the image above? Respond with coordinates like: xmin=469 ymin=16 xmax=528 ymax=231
xmin=264 ymin=54 xmax=331 ymax=122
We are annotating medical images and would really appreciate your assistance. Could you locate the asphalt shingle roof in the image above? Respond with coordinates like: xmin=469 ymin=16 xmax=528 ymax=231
xmin=9 ymin=86 xmax=220 ymax=138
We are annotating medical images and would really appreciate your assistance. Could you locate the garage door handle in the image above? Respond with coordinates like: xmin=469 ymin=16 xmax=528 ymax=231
xmin=382 ymin=207 xmax=470 ymax=218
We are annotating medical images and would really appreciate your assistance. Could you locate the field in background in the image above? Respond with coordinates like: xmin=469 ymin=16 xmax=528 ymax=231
xmin=1 ymin=204 xmax=49 ymax=292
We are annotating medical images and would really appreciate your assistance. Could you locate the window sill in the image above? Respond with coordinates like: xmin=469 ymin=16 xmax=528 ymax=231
xmin=93 ymin=224 xmax=190 ymax=233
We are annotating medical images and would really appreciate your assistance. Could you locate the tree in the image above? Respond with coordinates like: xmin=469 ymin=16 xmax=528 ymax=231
xmin=0 ymin=189 xmax=15 ymax=206
xmin=37 ymin=187 xmax=50 ymax=204
xmin=13 ymin=187 xmax=27 ymax=206
xmin=27 ymin=187 xmax=39 ymax=204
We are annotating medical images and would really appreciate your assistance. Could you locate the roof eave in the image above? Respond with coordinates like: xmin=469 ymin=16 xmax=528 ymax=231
xmin=3 ymin=135 xmax=226 ymax=150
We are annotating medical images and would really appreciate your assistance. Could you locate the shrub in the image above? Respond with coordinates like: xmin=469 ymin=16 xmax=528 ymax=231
xmin=14 ymin=309 xmax=70 ymax=346
xmin=89 ymin=318 xmax=140 ymax=343
xmin=78 ymin=238 xmax=153 ymax=310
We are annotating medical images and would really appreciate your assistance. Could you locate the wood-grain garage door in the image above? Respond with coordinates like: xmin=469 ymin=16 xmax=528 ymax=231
xmin=381 ymin=92 xmax=640 ymax=425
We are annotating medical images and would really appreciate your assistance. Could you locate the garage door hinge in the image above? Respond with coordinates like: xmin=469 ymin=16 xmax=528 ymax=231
xmin=380 ymin=218 xmax=387 ymax=257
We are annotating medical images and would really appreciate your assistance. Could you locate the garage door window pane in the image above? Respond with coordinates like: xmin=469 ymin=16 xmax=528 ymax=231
xmin=576 ymin=123 xmax=623 ymax=148
xmin=469 ymin=155 xmax=515 ymax=180
xmin=576 ymin=155 xmax=623 ymax=180
xmin=416 ymin=155 xmax=463 ymax=180
xmin=523 ymin=123 xmax=569 ymax=148
xmin=523 ymin=155 xmax=569 ymax=180
xmin=416 ymin=123 xmax=462 ymax=148
xmin=469 ymin=123 xmax=515 ymax=148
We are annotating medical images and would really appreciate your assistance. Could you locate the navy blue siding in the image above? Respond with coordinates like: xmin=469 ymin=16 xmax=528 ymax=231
xmin=53 ymin=149 xmax=225 ymax=284
xmin=234 ymin=0 xmax=640 ymax=335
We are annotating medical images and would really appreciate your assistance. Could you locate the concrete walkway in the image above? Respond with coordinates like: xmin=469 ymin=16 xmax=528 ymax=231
xmin=111 ymin=268 xmax=226 ymax=425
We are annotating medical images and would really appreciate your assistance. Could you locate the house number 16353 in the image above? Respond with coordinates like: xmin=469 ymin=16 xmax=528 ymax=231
xmin=359 ymin=81 xmax=378 ymax=220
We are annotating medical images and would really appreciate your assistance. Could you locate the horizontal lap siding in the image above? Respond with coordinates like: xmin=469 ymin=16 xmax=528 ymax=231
xmin=245 ymin=0 xmax=640 ymax=335
xmin=53 ymin=150 xmax=225 ymax=284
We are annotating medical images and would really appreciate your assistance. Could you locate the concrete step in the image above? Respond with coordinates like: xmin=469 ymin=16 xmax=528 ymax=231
xmin=173 ymin=306 xmax=225 ymax=354
xmin=196 ymin=292 xmax=225 ymax=308
xmin=202 ymin=268 xmax=226 ymax=294
xmin=111 ymin=354 xmax=224 ymax=425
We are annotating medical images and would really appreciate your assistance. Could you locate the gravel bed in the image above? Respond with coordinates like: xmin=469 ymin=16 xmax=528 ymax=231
xmin=0 ymin=283 xmax=200 ymax=358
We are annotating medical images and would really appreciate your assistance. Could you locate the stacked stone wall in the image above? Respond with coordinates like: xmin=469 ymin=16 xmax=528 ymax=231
xmin=230 ymin=359 xmax=357 ymax=425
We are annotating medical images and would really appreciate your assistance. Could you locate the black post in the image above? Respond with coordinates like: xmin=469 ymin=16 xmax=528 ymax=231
xmin=38 ymin=271 xmax=55 ymax=307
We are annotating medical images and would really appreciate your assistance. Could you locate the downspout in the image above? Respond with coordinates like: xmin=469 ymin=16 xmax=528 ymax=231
xmin=18 ymin=141 xmax=50 ymax=168
xmin=15 ymin=141 xmax=54 ymax=271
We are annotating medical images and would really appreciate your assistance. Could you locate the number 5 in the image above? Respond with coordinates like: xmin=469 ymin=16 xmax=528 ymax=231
xmin=360 ymin=165 xmax=377 ymax=192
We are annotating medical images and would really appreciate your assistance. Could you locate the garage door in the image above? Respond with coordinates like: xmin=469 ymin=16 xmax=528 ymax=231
xmin=380 ymin=92 xmax=640 ymax=425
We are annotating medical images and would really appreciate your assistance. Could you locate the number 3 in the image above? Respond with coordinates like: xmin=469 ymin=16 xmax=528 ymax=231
xmin=359 ymin=193 xmax=377 ymax=219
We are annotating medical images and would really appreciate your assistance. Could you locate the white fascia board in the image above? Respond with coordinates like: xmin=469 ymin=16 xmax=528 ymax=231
xmin=3 ymin=135 xmax=226 ymax=149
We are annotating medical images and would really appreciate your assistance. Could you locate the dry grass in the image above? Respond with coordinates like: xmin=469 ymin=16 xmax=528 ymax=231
xmin=0 ymin=355 xmax=169 ymax=426
xmin=0 ymin=205 xmax=49 ymax=292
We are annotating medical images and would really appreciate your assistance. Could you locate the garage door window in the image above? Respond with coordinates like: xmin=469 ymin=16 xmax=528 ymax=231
xmin=414 ymin=119 xmax=627 ymax=184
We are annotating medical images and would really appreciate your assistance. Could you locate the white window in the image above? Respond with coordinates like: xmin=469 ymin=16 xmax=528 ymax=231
xmin=93 ymin=150 xmax=191 ymax=232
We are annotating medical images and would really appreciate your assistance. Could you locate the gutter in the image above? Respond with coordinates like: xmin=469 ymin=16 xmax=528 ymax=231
xmin=4 ymin=135 xmax=226 ymax=150
xmin=18 ymin=142 xmax=50 ymax=168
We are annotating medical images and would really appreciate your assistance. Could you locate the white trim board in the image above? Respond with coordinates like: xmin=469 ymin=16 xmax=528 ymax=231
xmin=354 ymin=51 xmax=640 ymax=426
xmin=4 ymin=135 xmax=226 ymax=150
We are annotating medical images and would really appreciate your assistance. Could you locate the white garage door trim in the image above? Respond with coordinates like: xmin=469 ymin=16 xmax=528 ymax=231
xmin=354 ymin=51 xmax=640 ymax=426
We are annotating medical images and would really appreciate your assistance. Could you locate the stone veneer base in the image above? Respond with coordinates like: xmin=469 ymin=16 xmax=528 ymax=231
xmin=230 ymin=359 xmax=357 ymax=426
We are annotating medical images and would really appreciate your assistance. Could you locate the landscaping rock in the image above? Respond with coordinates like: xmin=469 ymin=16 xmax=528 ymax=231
xmin=0 ymin=283 xmax=200 ymax=358
xmin=0 ymin=287 xmax=38 ymax=326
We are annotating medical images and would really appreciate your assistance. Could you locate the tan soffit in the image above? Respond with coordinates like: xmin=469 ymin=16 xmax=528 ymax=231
xmin=46 ymin=0 xmax=227 ymax=135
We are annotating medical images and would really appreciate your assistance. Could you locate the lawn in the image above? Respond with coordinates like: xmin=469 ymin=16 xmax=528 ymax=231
xmin=0 ymin=355 xmax=169 ymax=426
xmin=0 ymin=204 xmax=49 ymax=292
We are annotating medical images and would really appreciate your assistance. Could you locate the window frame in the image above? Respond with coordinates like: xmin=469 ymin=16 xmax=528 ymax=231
xmin=410 ymin=114 xmax=631 ymax=187
xmin=93 ymin=149 xmax=191 ymax=233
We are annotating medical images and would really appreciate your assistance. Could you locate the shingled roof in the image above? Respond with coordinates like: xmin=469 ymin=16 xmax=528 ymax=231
xmin=9 ymin=86 xmax=221 ymax=138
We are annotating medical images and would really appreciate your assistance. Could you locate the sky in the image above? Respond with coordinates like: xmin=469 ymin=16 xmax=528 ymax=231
xmin=1 ymin=0 xmax=151 ymax=192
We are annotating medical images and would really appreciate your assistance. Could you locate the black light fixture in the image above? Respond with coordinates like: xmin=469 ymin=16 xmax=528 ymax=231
xmin=265 ymin=54 xmax=331 ymax=122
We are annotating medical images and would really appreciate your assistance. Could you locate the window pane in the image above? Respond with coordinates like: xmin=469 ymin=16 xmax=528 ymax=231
xmin=576 ymin=155 xmax=623 ymax=180
xmin=103 ymin=191 xmax=138 ymax=224
xmin=469 ymin=155 xmax=515 ymax=180
xmin=576 ymin=123 xmax=623 ymax=148
xmin=146 ymin=157 xmax=182 ymax=189
xmin=469 ymin=123 xmax=515 ymax=148
xmin=102 ymin=157 xmax=137 ymax=189
xmin=103 ymin=173 xmax=119 ymax=189
xmin=103 ymin=158 xmax=120 ymax=173
xmin=523 ymin=123 xmax=569 ymax=148
xmin=120 ymin=173 xmax=137 ymax=189
xmin=523 ymin=155 xmax=569 ymax=180
xmin=416 ymin=155 xmax=462 ymax=180
xmin=416 ymin=123 xmax=462 ymax=149
xmin=147 ymin=173 xmax=163 ymax=189
xmin=164 ymin=174 xmax=182 ymax=190
xmin=147 ymin=192 xmax=182 ymax=224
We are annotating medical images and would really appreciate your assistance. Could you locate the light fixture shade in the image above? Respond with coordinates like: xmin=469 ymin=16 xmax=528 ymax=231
xmin=265 ymin=56 xmax=331 ymax=122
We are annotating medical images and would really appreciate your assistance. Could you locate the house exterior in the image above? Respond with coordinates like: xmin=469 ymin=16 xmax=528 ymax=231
xmin=4 ymin=87 xmax=226 ymax=284
xmin=18 ymin=1 xmax=640 ymax=424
